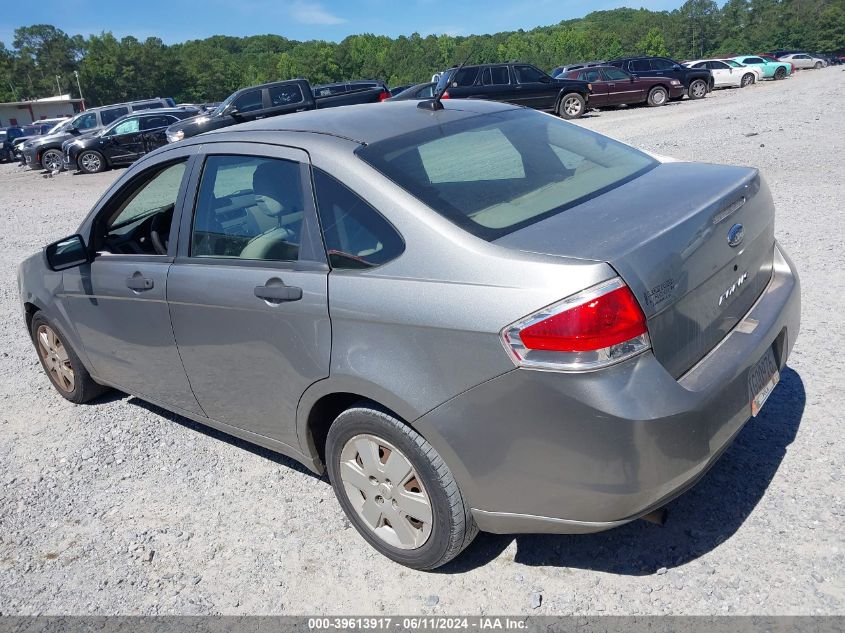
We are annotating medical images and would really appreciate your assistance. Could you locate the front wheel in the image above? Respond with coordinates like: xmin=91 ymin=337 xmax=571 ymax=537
xmin=741 ymin=73 xmax=755 ymax=87
xmin=31 ymin=313 xmax=109 ymax=404
xmin=647 ymin=86 xmax=669 ymax=106
xmin=41 ymin=149 xmax=63 ymax=172
xmin=688 ymin=79 xmax=707 ymax=99
xmin=326 ymin=404 xmax=478 ymax=570
xmin=78 ymin=150 xmax=106 ymax=174
xmin=774 ymin=67 xmax=787 ymax=80
xmin=814 ymin=62 xmax=822 ymax=69
xmin=558 ymin=93 xmax=586 ymax=119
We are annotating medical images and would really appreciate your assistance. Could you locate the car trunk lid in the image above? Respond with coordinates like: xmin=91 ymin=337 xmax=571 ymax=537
xmin=495 ymin=162 xmax=775 ymax=378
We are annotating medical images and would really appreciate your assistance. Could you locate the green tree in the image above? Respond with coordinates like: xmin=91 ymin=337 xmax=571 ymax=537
xmin=637 ymin=27 xmax=670 ymax=57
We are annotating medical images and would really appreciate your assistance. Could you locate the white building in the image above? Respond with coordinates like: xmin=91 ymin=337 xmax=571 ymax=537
xmin=0 ymin=94 xmax=84 ymax=127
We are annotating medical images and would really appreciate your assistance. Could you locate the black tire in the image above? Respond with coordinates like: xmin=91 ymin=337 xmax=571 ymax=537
xmin=647 ymin=86 xmax=669 ymax=106
xmin=77 ymin=150 xmax=106 ymax=174
xmin=741 ymin=73 xmax=755 ymax=87
xmin=814 ymin=62 xmax=822 ymax=69
xmin=774 ymin=66 xmax=787 ymax=80
xmin=688 ymin=79 xmax=707 ymax=99
xmin=557 ymin=92 xmax=586 ymax=119
xmin=41 ymin=149 xmax=63 ymax=172
xmin=30 ymin=312 xmax=109 ymax=404
xmin=326 ymin=404 xmax=478 ymax=570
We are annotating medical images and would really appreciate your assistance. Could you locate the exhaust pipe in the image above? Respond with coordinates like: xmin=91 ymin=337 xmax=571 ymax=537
xmin=641 ymin=507 xmax=668 ymax=526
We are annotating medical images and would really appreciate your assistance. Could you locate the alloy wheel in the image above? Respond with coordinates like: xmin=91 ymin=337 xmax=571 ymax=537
xmin=36 ymin=324 xmax=74 ymax=393
xmin=338 ymin=434 xmax=433 ymax=550
xmin=741 ymin=73 xmax=754 ymax=87
xmin=563 ymin=96 xmax=582 ymax=117
xmin=80 ymin=152 xmax=102 ymax=173
xmin=652 ymin=90 xmax=667 ymax=105
xmin=691 ymin=81 xmax=707 ymax=98
xmin=42 ymin=151 xmax=62 ymax=172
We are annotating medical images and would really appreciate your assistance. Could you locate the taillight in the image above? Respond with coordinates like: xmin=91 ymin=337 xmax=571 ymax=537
xmin=378 ymin=90 xmax=390 ymax=102
xmin=441 ymin=91 xmax=450 ymax=99
xmin=501 ymin=278 xmax=651 ymax=371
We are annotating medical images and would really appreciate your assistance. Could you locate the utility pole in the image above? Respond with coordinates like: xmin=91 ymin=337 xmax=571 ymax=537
xmin=55 ymin=75 xmax=61 ymax=95
xmin=74 ymin=70 xmax=85 ymax=110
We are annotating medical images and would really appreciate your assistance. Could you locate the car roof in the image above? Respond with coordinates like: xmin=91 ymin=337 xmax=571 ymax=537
xmin=201 ymin=99 xmax=517 ymax=146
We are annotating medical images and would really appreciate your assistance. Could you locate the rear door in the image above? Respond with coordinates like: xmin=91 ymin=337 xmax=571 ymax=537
xmin=576 ymin=69 xmax=608 ymax=106
xmin=139 ymin=114 xmax=179 ymax=154
xmin=478 ymin=65 xmax=514 ymax=102
xmin=102 ymin=116 xmax=146 ymax=164
xmin=167 ymin=143 xmax=330 ymax=447
xmin=265 ymin=82 xmax=310 ymax=118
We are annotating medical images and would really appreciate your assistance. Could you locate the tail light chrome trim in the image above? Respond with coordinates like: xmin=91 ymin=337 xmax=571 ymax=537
xmin=500 ymin=277 xmax=652 ymax=372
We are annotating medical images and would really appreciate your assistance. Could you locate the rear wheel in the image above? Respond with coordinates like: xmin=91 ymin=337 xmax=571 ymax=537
xmin=78 ymin=150 xmax=106 ymax=174
xmin=326 ymin=404 xmax=478 ymax=570
xmin=774 ymin=66 xmax=787 ymax=80
xmin=557 ymin=93 xmax=586 ymax=119
xmin=741 ymin=73 xmax=755 ymax=87
xmin=688 ymin=79 xmax=707 ymax=99
xmin=647 ymin=86 xmax=669 ymax=106
xmin=41 ymin=149 xmax=63 ymax=172
xmin=31 ymin=313 xmax=109 ymax=404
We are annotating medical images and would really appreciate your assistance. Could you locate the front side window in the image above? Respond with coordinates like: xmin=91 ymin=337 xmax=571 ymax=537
xmin=313 ymin=169 xmax=404 ymax=269
xmin=111 ymin=118 xmax=140 ymax=136
xmin=744 ymin=57 xmax=765 ymax=64
xmin=357 ymin=109 xmax=656 ymax=241
xmin=191 ymin=155 xmax=304 ymax=262
xmin=650 ymin=58 xmax=676 ymax=70
xmin=233 ymin=90 xmax=263 ymax=113
xmin=269 ymin=84 xmax=304 ymax=106
xmin=98 ymin=161 xmax=187 ymax=255
xmin=514 ymin=65 xmax=546 ymax=83
xmin=100 ymin=107 xmax=129 ymax=126
xmin=603 ymin=68 xmax=630 ymax=80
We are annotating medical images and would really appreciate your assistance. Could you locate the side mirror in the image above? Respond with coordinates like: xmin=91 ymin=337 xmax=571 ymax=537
xmin=226 ymin=105 xmax=241 ymax=119
xmin=539 ymin=75 xmax=551 ymax=83
xmin=673 ymin=64 xmax=682 ymax=71
xmin=69 ymin=127 xmax=81 ymax=136
xmin=45 ymin=234 xmax=89 ymax=271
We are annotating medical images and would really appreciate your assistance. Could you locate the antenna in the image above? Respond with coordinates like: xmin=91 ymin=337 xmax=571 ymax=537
xmin=418 ymin=53 xmax=472 ymax=111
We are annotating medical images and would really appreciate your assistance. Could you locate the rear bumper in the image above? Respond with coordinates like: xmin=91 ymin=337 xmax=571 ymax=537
xmin=415 ymin=242 xmax=800 ymax=534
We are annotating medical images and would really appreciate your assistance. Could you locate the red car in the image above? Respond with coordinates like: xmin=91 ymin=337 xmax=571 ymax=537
xmin=564 ymin=65 xmax=686 ymax=107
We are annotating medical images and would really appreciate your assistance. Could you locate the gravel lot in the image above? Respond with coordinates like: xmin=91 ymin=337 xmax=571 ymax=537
xmin=1 ymin=68 xmax=843 ymax=616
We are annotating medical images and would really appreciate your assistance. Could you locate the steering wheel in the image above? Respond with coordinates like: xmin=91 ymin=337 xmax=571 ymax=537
xmin=150 ymin=210 xmax=170 ymax=255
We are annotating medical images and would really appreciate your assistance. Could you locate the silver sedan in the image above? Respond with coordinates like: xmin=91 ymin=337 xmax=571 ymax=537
xmin=18 ymin=99 xmax=800 ymax=569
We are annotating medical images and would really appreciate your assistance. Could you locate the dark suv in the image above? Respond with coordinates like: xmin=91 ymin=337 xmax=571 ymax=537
xmin=608 ymin=57 xmax=713 ymax=99
xmin=435 ymin=62 xmax=592 ymax=119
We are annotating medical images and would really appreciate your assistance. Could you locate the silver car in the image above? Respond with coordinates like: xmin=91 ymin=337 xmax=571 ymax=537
xmin=18 ymin=100 xmax=801 ymax=569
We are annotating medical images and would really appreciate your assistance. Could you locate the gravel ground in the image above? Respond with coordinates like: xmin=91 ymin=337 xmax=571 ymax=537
xmin=0 ymin=67 xmax=843 ymax=616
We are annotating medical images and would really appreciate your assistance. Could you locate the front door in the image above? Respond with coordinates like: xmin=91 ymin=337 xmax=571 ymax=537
xmin=167 ymin=145 xmax=331 ymax=447
xmin=512 ymin=65 xmax=556 ymax=110
xmin=102 ymin=116 xmax=145 ymax=164
xmin=602 ymin=67 xmax=645 ymax=105
xmin=61 ymin=158 xmax=203 ymax=414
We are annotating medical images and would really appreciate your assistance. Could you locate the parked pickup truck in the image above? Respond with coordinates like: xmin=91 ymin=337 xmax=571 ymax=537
xmin=434 ymin=62 xmax=592 ymax=119
xmin=166 ymin=79 xmax=391 ymax=142
xmin=607 ymin=56 xmax=713 ymax=99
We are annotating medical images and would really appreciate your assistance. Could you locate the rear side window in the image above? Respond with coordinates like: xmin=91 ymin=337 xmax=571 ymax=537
xmin=482 ymin=66 xmax=510 ymax=85
xmin=630 ymin=59 xmax=651 ymax=72
xmin=101 ymin=107 xmax=129 ymax=125
xmin=650 ymin=58 xmax=675 ymax=70
xmin=357 ymin=108 xmax=656 ymax=241
xmin=269 ymin=84 xmax=304 ymax=106
xmin=191 ymin=155 xmax=303 ymax=262
xmin=141 ymin=115 xmax=177 ymax=130
xmin=579 ymin=70 xmax=601 ymax=82
xmin=451 ymin=67 xmax=480 ymax=87
xmin=313 ymin=169 xmax=404 ymax=269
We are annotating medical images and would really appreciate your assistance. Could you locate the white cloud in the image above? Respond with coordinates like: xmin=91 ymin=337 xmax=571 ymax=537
xmin=290 ymin=1 xmax=347 ymax=25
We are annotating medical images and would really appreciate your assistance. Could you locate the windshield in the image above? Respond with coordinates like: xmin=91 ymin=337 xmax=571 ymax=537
xmin=211 ymin=92 xmax=237 ymax=116
xmin=356 ymin=108 xmax=656 ymax=241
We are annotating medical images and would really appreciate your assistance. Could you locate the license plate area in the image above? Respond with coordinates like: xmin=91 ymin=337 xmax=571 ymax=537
xmin=749 ymin=346 xmax=779 ymax=416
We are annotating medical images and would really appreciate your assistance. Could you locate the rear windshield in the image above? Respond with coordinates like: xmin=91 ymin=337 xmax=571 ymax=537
xmin=356 ymin=109 xmax=656 ymax=240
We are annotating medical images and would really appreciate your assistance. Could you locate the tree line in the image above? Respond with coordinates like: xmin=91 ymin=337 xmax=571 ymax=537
xmin=1 ymin=0 xmax=842 ymax=107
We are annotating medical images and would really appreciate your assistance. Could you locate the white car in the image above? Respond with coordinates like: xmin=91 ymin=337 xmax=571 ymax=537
xmin=684 ymin=59 xmax=759 ymax=88
xmin=778 ymin=53 xmax=827 ymax=69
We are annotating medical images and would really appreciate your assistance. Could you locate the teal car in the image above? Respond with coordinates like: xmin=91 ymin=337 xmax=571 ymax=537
xmin=730 ymin=55 xmax=792 ymax=80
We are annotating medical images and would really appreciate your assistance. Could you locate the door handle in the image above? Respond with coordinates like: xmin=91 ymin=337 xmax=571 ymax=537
xmin=126 ymin=274 xmax=154 ymax=291
xmin=254 ymin=283 xmax=302 ymax=303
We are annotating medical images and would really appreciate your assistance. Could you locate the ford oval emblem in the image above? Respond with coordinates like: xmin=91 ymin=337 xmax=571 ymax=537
xmin=727 ymin=223 xmax=744 ymax=247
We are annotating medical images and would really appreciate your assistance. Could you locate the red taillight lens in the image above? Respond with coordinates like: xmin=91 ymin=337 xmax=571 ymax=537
xmin=501 ymin=278 xmax=651 ymax=371
xmin=441 ymin=91 xmax=450 ymax=99
xmin=378 ymin=90 xmax=390 ymax=102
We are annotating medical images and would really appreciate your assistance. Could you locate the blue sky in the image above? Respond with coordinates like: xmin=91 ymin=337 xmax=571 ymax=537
xmin=2 ymin=0 xmax=686 ymax=47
